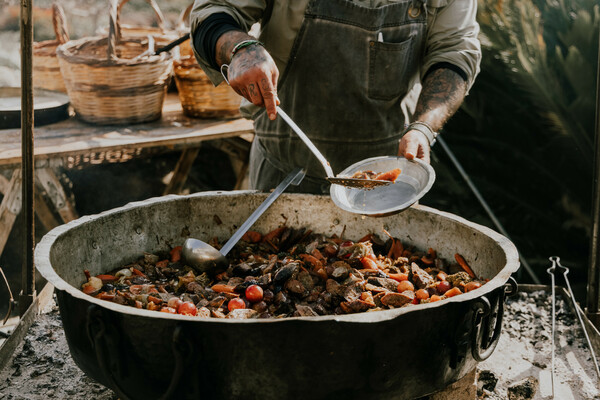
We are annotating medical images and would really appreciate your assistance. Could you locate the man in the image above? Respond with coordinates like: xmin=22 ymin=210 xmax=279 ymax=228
xmin=190 ymin=0 xmax=481 ymax=193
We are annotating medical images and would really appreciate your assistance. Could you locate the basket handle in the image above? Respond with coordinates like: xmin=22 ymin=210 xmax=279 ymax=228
xmin=52 ymin=2 xmax=70 ymax=44
xmin=176 ymin=3 xmax=193 ymax=31
xmin=117 ymin=0 xmax=167 ymax=33
xmin=107 ymin=0 xmax=121 ymax=61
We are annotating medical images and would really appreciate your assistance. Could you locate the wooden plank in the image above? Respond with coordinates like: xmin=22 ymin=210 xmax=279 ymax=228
xmin=34 ymin=191 xmax=61 ymax=231
xmin=0 ymin=283 xmax=54 ymax=373
xmin=0 ymin=95 xmax=255 ymax=167
xmin=0 ymin=169 xmax=22 ymax=257
xmin=163 ymin=147 xmax=201 ymax=195
xmin=0 ymin=174 xmax=9 ymax=195
xmin=35 ymin=168 xmax=78 ymax=223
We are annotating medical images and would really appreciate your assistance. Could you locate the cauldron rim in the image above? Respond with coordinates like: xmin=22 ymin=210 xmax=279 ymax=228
xmin=35 ymin=191 xmax=520 ymax=324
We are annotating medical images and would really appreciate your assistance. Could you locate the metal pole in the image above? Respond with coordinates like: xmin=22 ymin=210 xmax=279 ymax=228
xmin=19 ymin=0 xmax=36 ymax=316
xmin=436 ymin=136 xmax=541 ymax=284
xmin=586 ymin=24 xmax=600 ymax=328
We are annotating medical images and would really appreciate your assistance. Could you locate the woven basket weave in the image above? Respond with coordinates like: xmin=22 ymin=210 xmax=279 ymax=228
xmin=57 ymin=0 xmax=172 ymax=125
xmin=173 ymin=56 xmax=241 ymax=119
xmin=33 ymin=3 xmax=69 ymax=93
xmin=176 ymin=3 xmax=194 ymax=58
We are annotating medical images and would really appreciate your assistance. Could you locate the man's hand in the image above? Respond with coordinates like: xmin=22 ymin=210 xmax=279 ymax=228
xmin=398 ymin=130 xmax=430 ymax=164
xmin=399 ymin=67 xmax=468 ymax=163
xmin=216 ymin=31 xmax=280 ymax=120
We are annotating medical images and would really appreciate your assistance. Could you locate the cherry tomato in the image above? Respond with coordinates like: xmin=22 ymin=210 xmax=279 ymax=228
xmin=168 ymin=297 xmax=183 ymax=309
xmin=228 ymin=298 xmax=246 ymax=312
xmin=415 ymin=289 xmax=430 ymax=300
xmin=436 ymin=280 xmax=451 ymax=294
xmin=177 ymin=301 xmax=198 ymax=316
xmin=160 ymin=307 xmax=177 ymax=314
xmin=397 ymin=281 xmax=415 ymax=292
xmin=464 ymin=281 xmax=482 ymax=292
xmin=245 ymin=285 xmax=264 ymax=303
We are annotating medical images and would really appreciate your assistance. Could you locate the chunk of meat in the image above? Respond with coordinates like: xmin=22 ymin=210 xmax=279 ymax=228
xmin=411 ymin=262 xmax=434 ymax=289
xmin=381 ymin=291 xmax=414 ymax=307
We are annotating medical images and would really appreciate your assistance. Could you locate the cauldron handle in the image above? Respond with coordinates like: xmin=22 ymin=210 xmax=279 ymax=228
xmin=470 ymin=277 xmax=518 ymax=362
xmin=86 ymin=305 xmax=198 ymax=400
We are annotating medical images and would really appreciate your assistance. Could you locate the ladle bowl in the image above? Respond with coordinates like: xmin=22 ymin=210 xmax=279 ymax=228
xmin=182 ymin=168 xmax=305 ymax=273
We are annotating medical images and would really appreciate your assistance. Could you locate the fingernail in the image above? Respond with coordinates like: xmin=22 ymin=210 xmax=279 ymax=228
xmin=269 ymin=113 xmax=276 ymax=120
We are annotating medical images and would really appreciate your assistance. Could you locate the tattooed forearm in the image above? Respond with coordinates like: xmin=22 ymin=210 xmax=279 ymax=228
xmin=215 ymin=30 xmax=252 ymax=66
xmin=414 ymin=68 xmax=468 ymax=131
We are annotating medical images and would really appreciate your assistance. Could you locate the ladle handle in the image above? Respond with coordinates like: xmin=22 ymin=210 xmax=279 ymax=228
xmin=276 ymin=106 xmax=335 ymax=178
xmin=219 ymin=167 xmax=306 ymax=256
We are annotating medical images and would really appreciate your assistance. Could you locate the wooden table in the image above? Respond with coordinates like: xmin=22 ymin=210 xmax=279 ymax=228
xmin=0 ymin=93 xmax=254 ymax=258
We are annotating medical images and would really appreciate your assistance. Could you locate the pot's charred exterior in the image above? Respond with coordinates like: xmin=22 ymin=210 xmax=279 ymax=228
xmin=35 ymin=192 xmax=520 ymax=400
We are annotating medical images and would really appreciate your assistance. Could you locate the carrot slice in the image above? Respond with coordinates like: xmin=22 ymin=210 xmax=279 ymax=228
xmin=170 ymin=246 xmax=183 ymax=263
xmin=96 ymin=274 xmax=117 ymax=283
xmin=211 ymin=284 xmax=236 ymax=294
xmin=444 ymin=287 xmax=463 ymax=298
xmin=387 ymin=239 xmax=404 ymax=260
xmin=388 ymin=273 xmax=409 ymax=283
xmin=360 ymin=257 xmax=379 ymax=270
xmin=454 ymin=253 xmax=476 ymax=279
xmin=299 ymin=254 xmax=322 ymax=269
xmin=374 ymin=168 xmax=401 ymax=182
xmin=262 ymin=226 xmax=286 ymax=243
xmin=241 ymin=230 xmax=262 ymax=243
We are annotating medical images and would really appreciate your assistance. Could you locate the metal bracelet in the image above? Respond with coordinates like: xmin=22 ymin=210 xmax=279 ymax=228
xmin=230 ymin=39 xmax=264 ymax=60
xmin=405 ymin=121 xmax=438 ymax=146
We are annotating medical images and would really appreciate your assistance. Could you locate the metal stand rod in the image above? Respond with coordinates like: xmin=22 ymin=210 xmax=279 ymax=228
xmin=19 ymin=0 xmax=36 ymax=316
xmin=436 ymin=136 xmax=541 ymax=284
xmin=586 ymin=18 xmax=600 ymax=329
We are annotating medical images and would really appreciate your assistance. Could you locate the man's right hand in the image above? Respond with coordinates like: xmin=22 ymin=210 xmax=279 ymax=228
xmin=216 ymin=31 xmax=280 ymax=120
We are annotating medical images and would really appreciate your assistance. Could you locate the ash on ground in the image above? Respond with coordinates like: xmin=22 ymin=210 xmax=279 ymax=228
xmin=478 ymin=290 xmax=600 ymax=400
xmin=1 ymin=291 xmax=599 ymax=399
xmin=0 ymin=299 xmax=116 ymax=400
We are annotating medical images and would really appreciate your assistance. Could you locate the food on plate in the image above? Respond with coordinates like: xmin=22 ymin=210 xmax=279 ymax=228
xmin=350 ymin=168 xmax=401 ymax=182
xmin=81 ymin=226 xmax=486 ymax=319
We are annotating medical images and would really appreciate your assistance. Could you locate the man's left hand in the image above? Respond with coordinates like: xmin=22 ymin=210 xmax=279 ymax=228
xmin=398 ymin=130 xmax=431 ymax=164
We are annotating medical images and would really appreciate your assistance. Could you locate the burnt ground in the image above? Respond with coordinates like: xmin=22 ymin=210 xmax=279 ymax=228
xmin=0 ymin=290 xmax=598 ymax=399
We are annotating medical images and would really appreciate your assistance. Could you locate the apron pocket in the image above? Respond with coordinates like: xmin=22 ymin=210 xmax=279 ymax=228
xmin=368 ymin=36 xmax=414 ymax=101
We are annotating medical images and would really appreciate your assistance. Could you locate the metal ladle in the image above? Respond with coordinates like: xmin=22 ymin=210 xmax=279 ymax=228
xmin=182 ymin=167 xmax=306 ymax=274
xmin=275 ymin=107 xmax=391 ymax=189
xmin=218 ymin=64 xmax=389 ymax=189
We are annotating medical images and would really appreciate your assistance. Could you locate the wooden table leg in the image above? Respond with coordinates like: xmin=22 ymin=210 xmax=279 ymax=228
xmin=163 ymin=147 xmax=201 ymax=195
xmin=35 ymin=168 xmax=78 ymax=223
xmin=0 ymin=169 xmax=22 ymax=258
xmin=34 ymin=191 xmax=62 ymax=232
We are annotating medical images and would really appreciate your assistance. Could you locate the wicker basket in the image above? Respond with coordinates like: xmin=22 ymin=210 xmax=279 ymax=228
xmin=56 ymin=0 xmax=173 ymax=125
xmin=98 ymin=0 xmax=177 ymax=47
xmin=173 ymin=56 xmax=241 ymax=119
xmin=33 ymin=3 xmax=69 ymax=93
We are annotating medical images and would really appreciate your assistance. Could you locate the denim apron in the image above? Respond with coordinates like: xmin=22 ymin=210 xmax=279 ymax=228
xmin=250 ymin=0 xmax=427 ymax=194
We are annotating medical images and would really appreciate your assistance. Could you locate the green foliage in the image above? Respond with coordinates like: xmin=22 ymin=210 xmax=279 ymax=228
xmin=427 ymin=0 xmax=598 ymax=283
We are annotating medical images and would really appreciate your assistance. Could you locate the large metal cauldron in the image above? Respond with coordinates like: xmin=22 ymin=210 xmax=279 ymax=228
xmin=35 ymin=192 xmax=519 ymax=400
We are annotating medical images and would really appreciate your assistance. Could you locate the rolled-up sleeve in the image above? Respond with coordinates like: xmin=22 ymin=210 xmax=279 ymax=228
xmin=190 ymin=0 xmax=268 ymax=84
xmin=422 ymin=0 xmax=481 ymax=91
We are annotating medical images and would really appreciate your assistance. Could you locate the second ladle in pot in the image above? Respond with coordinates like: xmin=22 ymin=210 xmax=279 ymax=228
xmin=182 ymin=167 xmax=306 ymax=274
xmin=275 ymin=107 xmax=391 ymax=190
